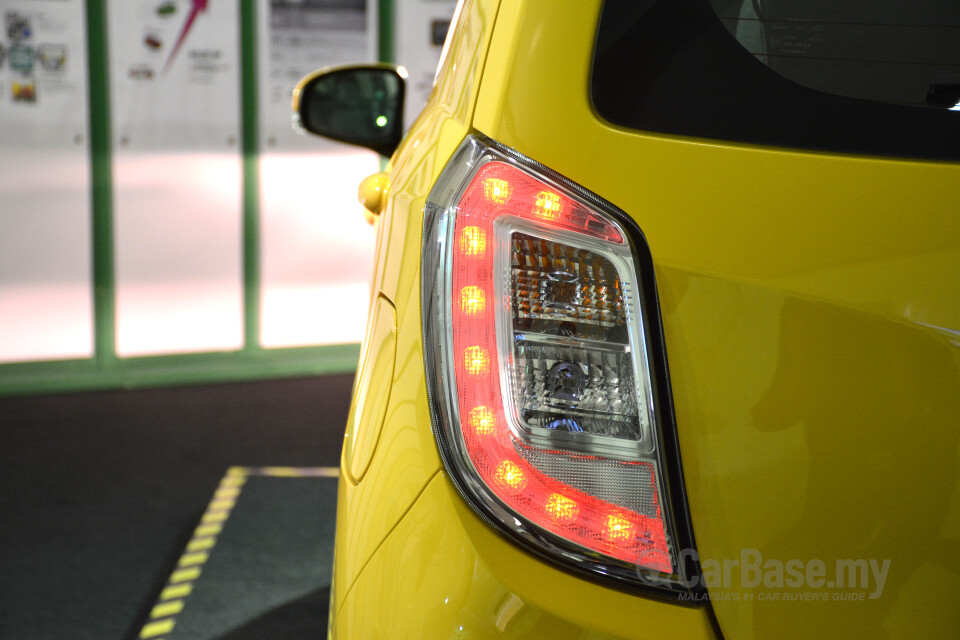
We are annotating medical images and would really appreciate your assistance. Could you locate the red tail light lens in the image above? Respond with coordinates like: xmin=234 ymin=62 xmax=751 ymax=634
xmin=423 ymin=136 xmax=699 ymax=593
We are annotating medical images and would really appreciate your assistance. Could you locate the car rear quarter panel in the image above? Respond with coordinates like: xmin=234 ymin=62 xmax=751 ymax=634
xmin=330 ymin=0 xmax=501 ymax=622
xmin=336 ymin=472 xmax=718 ymax=638
xmin=473 ymin=1 xmax=960 ymax=639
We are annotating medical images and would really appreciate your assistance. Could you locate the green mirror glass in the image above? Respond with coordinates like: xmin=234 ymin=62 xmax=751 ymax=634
xmin=295 ymin=65 xmax=406 ymax=157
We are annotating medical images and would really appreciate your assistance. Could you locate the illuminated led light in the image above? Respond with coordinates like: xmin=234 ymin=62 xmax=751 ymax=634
xmin=533 ymin=191 xmax=563 ymax=221
xmin=603 ymin=513 xmax=635 ymax=542
xmin=459 ymin=286 xmax=486 ymax=315
xmin=545 ymin=493 xmax=579 ymax=522
xmin=494 ymin=460 xmax=527 ymax=491
xmin=463 ymin=346 xmax=490 ymax=375
xmin=483 ymin=178 xmax=512 ymax=204
xmin=375 ymin=115 xmax=388 ymax=127
xmin=468 ymin=406 xmax=496 ymax=435
xmin=459 ymin=226 xmax=487 ymax=257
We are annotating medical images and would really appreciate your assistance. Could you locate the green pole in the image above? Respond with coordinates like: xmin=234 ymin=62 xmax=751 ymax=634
xmin=240 ymin=0 xmax=262 ymax=354
xmin=86 ymin=0 xmax=117 ymax=369
xmin=379 ymin=0 xmax=394 ymax=63
xmin=379 ymin=0 xmax=393 ymax=171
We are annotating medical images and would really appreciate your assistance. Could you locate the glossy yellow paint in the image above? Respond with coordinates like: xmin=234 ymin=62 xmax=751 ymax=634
xmin=337 ymin=472 xmax=718 ymax=639
xmin=357 ymin=171 xmax=389 ymax=224
xmin=329 ymin=0 xmax=960 ymax=638
xmin=373 ymin=0 xmax=501 ymax=303
xmin=329 ymin=0 xmax=502 ymax=625
xmin=343 ymin=294 xmax=396 ymax=483
xmin=472 ymin=2 xmax=960 ymax=639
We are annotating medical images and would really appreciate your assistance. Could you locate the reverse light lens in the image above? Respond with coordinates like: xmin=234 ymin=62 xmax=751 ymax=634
xmin=423 ymin=136 xmax=697 ymax=594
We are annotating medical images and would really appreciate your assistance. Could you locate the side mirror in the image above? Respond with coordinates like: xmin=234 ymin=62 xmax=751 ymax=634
xmin=293 ymin=64 xmax=406 ymax=157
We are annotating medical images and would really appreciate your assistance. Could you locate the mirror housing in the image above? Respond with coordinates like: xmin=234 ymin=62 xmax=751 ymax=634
xmin=293 ymin=64 xmax=406 ymax=157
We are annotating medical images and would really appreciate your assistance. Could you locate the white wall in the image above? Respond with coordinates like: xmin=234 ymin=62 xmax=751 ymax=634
xmin=108 ymin=0 xmax=245 ymax=357
xmin=394 ymin=0 xmax=458 ymax=128
xmin=0 ymin=0 xmax=458 ymax=365
xmin=0 ymin=0 xmax=94 ymax=363
xmin=257 ymin=0 xmax=379 ymax=349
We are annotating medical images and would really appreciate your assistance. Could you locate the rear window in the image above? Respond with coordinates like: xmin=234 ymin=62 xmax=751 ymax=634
xmin=591 ymin=0 xmax=960 ymax=161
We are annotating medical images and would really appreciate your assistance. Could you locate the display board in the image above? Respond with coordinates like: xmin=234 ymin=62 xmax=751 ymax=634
xmin=257 ymin=0 xmax=379 ymax=348
xmin=0 ymin=0 xmax=459 ymax=372
xmin=108 ymin=0 xmax=244 ymax=356
xmin=0 ymin=0 xmax=94 ymax=363
xmin=394 ymin=0 xmax=458 ymax=128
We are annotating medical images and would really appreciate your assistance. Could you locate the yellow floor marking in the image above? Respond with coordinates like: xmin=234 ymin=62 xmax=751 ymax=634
xmin=160 ymin=583 xmax=193 ymax=600
xmin=186 ymin=537 xmax=216 ymax=552
xmin=194 ymin=523 xmax=222 ymax=538
xmin=151 ymin=599 xmax=185 ymax=618
xmin=259 ymin=466 xmax=301 ymax=477
xmin=201 ymin=511 xmax=229 ymax=524
xmin=178 ymin=551 xmax=209 ymax=567
xmin=208 ymin=498 xmax=236 ymax=510
xmin=136 ymin=466 xmax=336 ymax=640
xmin=249 ymin=466 xmax=340 ymax=478
xmin=139 ymin=618 xmax=174 ymax=639
xmin=221 ymin=476 xmax=246 ymax=488
xmin=170 ymin=567 xmax=201 ymax=583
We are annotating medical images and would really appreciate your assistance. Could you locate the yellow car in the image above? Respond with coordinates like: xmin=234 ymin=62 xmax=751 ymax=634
xmin=294 ymin=1 xmax=960 ymax=637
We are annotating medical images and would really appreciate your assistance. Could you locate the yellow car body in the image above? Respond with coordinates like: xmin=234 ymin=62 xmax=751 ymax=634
xmin=321 ymin=1 xmax=960 ymax=637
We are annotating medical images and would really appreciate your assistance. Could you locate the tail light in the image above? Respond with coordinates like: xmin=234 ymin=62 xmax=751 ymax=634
xmin=422 ymin=136 xmax=700 ymax=594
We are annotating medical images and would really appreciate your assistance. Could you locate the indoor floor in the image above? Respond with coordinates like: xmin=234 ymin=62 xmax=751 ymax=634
xmin=0 ymin=375 xmax=352 ymax=640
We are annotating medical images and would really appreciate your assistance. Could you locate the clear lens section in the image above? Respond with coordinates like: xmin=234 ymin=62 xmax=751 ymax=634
xmin=512 ymin=339 xmax=640 ymax=439
xmin=511 ymin=234 xmax=626 ymax=338
xmin=514 ymin=440 xmax=657 ymax=515
xmin=508 ymin=232 xmax=643 ymax=442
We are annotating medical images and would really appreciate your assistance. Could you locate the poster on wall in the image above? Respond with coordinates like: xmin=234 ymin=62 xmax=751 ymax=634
xmin=261 ymin=0 xmax=373 ymax=151
xmin=109 ymin=0 xmax=241 ymax=150
xmin=0 ymin=0 xmax=88 ymax=140
xmin=0 ymin=0 xmax=94 ymax=364
xmin=394 ymin=0 xmax=458 ymax=128
xmin=108 ymin=0 xmax=244 ymax=356
xmin=256 ymin=0 xmax=378 ymax=348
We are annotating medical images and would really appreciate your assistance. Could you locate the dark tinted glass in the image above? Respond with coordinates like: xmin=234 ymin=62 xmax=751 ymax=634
xmin=591 ymin=0 xmax=960 ymax=161
xmin=299 ymin=67 xmax=404 ymax=157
